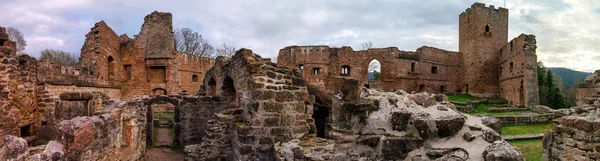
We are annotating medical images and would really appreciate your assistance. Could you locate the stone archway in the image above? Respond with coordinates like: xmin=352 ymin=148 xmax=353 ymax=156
xmin=144 ymin=96 xmax=181 ymax=146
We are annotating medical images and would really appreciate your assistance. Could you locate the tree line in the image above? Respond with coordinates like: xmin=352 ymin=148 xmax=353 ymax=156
xmin=6 ymin=27 xmax=233 ymax=66
xmin=537 ymin=62 xmax=574 ymax=109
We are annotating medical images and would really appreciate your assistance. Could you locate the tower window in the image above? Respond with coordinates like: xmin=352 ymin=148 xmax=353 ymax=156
xmin=431 ymin=66 xmax=438 ymax=74
xmin=313 ymin=68 xmax=320 ymax=75
xmin=299 ymin=64 xmax=304 ymax=70
xmin=485 ymin=25 xmax=491 ymax=36
xmin=411 ymin=62 xmax=415 ymax=72
xmin=341 ymin=65 xmax=351 ymax=75
xmin=192 ymin=74 xmax=199 ymax=82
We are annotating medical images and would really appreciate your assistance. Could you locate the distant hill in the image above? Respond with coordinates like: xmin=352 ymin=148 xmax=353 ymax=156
xmin=548 ymin=67 xmax=592 ymax=88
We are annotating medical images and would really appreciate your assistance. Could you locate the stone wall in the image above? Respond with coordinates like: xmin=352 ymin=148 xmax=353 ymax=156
xmin=0 ymin=96 xmax=147 ymax=161
xmin=459 ymin=2 xmax=508 ymax=96
xmin=543 ymin=110 xmax=600 ymax=160
xmin=277 ymin=3 xmax=539 ymax=107
xmin=175 ymin=52 xmax=215 ymax=94
xmin=277 ymin=45 xmax=465 ymax=95
xmin=185 ymin=49 xmax=314 ymax=160
xmin=576 ymin=70 xmax=600 ymax=106
xmin=0 ymin=27 xmax=44 ymax=144
xmin=498 ymin=34 xmax=539 ymax=106
xmin=495 ymin=114 xmax=554 ymax=125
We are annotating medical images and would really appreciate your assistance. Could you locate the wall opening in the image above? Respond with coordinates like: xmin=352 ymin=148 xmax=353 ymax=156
xmin=419 ymin=84 xmax=425 ymax=92
xmin=144 ymin=96 xmax=181 ymax=146
xmin=299 ymin=64 xmax=304 ymax=70
xmin=312 ymin=103 xmax=330 ymax=138
xmin=431 ymin=66 xmax=438 ymax=74
xmin=192 ymin=74 xmax=199 ymax=82
xmin=221 ymin=77 xmax=236 ymax=97
xmin=485 ymin=25 xmax=490 ymax=33
xmin=124 ymin=65 xmax=132 ymax=80
xmin=368 ymin=59 xmax=381 ymax=80
xmin=313 ymin=68 xmax=320 ymax=75
xmin=499 ymin=66 xmax=503 ymax=74
xmin=509 ymin=62 xmax=514 ymax=72
xmin=108 ymin=56 xmax=115 ymax=80
xmin=153 ymin=88 xmax=167 ymax=96
xmin=208 ymin=78 xmax=217 ymax=96
xmin=440 ymin=86 xmax=446 ymax=93
xmin=341 ymin=65 xmax=351 ymax=75
xmin=20 ymin=124 xmax=33 ymax=138
xmin=466 ymin=84 xmax=469 ymax=93
xmin=411 ymin=62 xmax=415 ymax=72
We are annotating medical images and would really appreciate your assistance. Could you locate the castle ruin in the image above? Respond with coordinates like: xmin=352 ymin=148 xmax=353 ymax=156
xmin=0 ymin=2 xmax=540 ymax=161
xmin=277 ymin=3 xmax=540 ymax=107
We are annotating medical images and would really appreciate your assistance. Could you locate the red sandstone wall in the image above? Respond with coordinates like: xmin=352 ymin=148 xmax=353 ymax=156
xmin=498 ymin=34 xmax=539 ymax=106
xmin=78 ymin=21 xmax=121 ymax=87
xmin=459 ymin=3 xmax=508 ymax=96
xmin=277 ymin=45 xmax=466 ymax=94
xmin=175 ymin=52 xmax=214 ymax=95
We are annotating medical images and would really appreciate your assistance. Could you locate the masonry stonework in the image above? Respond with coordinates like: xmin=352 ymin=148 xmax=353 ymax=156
xmin=277 ymin=2 xmax=539 ymax=107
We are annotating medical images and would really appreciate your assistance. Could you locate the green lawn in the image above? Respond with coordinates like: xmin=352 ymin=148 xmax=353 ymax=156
xmin=508 ymin=139 xmax=543 ymax=161
xmin=154 ymin=112 xmax=174 ymax=121
xmin=502 ymin=122 xmax=553 ymax=136
xmin=468 ymin=104 xmax=521 ymax=116
xmin=447 ymin=94 xmax=478 ymax=102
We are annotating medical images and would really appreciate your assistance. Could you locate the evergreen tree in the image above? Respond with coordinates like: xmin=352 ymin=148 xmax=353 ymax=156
xmin=544 ymin=70 xmax=567 ymax=109
xmin=373 ymin=71 xmax=380 ymax=80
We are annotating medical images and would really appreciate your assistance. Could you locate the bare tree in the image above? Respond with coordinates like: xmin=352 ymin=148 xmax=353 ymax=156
xmin=174 ymin=28 xmax=214 ymax=57
xmin=40 ymin=49 xmax=77 ymax=66
xmin=361 ymin=41 xmax=373 ymax=50
xmin=215 ymin=43 xmax=236 ymax=57
xmin=6 ymin=27 xmax=27 ymax=54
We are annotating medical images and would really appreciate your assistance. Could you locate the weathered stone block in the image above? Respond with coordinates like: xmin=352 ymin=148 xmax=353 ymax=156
xmin=275 ymin=91 xmax=296 ymax=102
xmin=263 ymin=102 xmax=284 ymax=112
xmin=59 ymin=117 xmax=95 ymax=150
xmin=436 ymin=115 xmax=465 ymax=137
xmin=390 ymin=110 xmax=411 ymax=131
xmin=381 ymin=137 xmax=423 ymax=160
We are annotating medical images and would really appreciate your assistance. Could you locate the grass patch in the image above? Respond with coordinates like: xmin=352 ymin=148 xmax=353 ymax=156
xmin=508 ymin=138 xmax=542 ymax=161
xmin=447 ymin=94 xmax=478 ymax=102
xmin=502 ymin=122 xmax=553 ymax=136
xmin=154 ymin=112 xmax=174 ymax=121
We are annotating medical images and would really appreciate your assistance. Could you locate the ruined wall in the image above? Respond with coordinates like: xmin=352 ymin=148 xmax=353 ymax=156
xmin=0 ymin=27 xmax=44 ymax=144
xmin=498 ymin=34 xmax=539 ymax=106
xmin=576 ymin=71 xmax=600 ymax=106
xmin=277 ymin=45 xmax=465 ymax=95
xmin=185 ymin=49 xmax=314 ymax=160
xmin=175 ymin=52 xmax=215 ymax=94
xmin=0 ymin=97 xmax=147 ymax=161
xmin=78 ymin=21 xmax=121 ymax=87
xmin=459 ymin=2 xmax=508 ymax=96
xmin=543 ymin=113 xmax=600 ymax=160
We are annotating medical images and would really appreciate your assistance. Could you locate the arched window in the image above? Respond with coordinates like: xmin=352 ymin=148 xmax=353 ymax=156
xmin=108 ymin=56 xmax=114 ymax=80
xmin=208 ymin=78 xmax=217 ymax=96
xmin=368 ymin=59 xmax=381 ymax=80
xmin=192 ymin=74 xmax=199 ymax=82
xmin=341 ymin=65 xmax=351 ymax=75
xmin=222 ymin=77 xmax=235 ymax=97
xmin=431 ymin=66 xmax=438 ymax=74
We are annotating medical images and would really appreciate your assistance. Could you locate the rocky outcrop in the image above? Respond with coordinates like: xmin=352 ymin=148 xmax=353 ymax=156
xmin=276 ymin=87 xmax=524 ymax=160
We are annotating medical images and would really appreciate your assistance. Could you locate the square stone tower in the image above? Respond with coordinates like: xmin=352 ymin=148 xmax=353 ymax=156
xmin=459 ymin=3 xmax=508 ymax=96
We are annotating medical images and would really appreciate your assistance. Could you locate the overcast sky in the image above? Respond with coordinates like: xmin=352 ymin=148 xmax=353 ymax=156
xmin=1 ymin=0 xmax=599 ymax=72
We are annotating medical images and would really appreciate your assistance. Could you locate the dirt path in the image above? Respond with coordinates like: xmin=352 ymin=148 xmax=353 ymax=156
xmin=156 ymin=127 xmax=172 ymax=147
xmin=145 ymin=127 xmax=184 ymax=161
xmin=145 ymin=147 xmax=184 ymax=161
